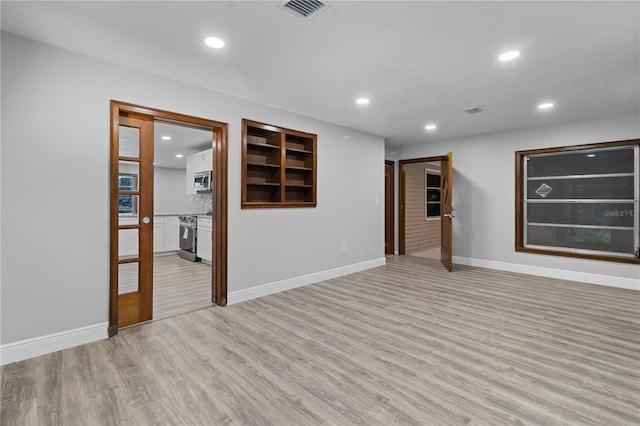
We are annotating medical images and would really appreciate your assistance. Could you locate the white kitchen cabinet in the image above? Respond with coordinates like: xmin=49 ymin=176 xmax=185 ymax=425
xmin=186 ymin=148 xmax=212 ymax=194
xmin=197 ymin=217 xmax=212 ymax=262
xmin=153 ymin=217 xmax=165 ymax=252
xmin=163 ymin=216 xmax=179 ymax=251
xmin=153 ymin=215 xmax=179 ymax=252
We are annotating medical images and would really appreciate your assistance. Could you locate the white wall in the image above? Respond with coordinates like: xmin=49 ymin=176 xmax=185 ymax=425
xmin=0 ymin=33 xmax=385 ymax=348
xmin=154 ymin=167 xmax=193 ymax=214
xmin=390 ymin=115 xmax=640 ymax=288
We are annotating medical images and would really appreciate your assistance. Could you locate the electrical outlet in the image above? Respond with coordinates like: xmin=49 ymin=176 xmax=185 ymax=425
xmin=341 ymin=242 xmax=347 ymax=252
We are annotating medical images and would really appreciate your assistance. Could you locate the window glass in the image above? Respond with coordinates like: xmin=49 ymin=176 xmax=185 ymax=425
xmin=426 ymin=172 xmax=441 ymax=219
xmin=518 ymin=143 xmax=639 ymax=260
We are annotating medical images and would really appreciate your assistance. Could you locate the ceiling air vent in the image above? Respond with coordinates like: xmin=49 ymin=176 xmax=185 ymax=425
xmin=279 ymin=0 xmax=327 ymax=18
xmin=464 ymin=106 xmax=487 ymax=114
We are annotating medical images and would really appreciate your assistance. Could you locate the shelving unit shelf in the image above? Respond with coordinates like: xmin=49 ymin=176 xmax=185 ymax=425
xmin=242 ymin=119 xmax=317 ymax=208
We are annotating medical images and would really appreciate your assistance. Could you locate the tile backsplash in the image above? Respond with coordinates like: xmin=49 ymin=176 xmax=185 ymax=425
xmin=191 ymin=192 xmax=213 ymax=213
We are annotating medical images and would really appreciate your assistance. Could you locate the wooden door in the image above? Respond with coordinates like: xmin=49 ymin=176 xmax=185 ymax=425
xmin=385 ymin=160 xmax=395 ymax=255
xmin=110 ymin=111 xmax=154 ymax=330
xmin=440 ymin=152 xmax=453 ymax=272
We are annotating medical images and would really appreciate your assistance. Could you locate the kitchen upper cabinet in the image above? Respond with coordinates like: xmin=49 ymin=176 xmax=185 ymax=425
xmin=186 ymin=148 xmax=212 ymax=194
xmin=197 ymin=217 xmax=212 ymax=262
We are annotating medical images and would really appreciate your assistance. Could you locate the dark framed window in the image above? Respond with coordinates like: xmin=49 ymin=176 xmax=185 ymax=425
xmin=425 ymin=171 xmax=441 ymax=219
xmin=516 ymin=139 xmax=639 ymax=264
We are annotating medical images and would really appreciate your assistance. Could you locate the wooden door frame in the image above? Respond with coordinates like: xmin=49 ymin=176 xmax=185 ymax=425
xmin=109 ymin=100 xmax=228 ymax=336
xmin=398 ymin=156 xmax=447 ymax=255
xmin=385 ymin=160 xmax=395 ymax=255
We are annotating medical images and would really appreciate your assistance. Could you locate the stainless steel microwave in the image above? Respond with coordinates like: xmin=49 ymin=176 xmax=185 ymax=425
xmin=194 ymin=171 xmax=212 ymax=192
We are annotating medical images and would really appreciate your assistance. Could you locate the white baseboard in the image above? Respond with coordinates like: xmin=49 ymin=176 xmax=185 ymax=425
xmin=0 ymin=322 xmax=109 ymax=366
xmin=228 ymin=257 xmax=387 ymax=305
xmin=453 ymin=256 xmax=639 ymax=291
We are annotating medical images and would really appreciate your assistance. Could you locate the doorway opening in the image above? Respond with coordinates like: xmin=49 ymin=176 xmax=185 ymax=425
xmin=152 ymin=121 xmax=213 ymax=320
xmin=399 ymin=153 xmax=453 ymax=271
xmin=403 ymin=160 xmax=442 ymax=259
xmin=385 ymin=160 xmax=395 ymax=255
xmin=109 ymin=101 xmax=228 ymax=335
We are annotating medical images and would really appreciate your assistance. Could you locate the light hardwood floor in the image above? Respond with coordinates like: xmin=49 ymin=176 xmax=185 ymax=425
xmin=153 ymin=253 xmax=212 ymax=320
xmin=2 ymin=256 xmax=639 ymax=425
xmin=409 ymin=247 xmax=440 ymax=259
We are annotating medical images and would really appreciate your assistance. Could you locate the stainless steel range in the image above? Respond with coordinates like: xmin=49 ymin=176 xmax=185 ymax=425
xmin=178 ymin=215 xmax=198 ymax=262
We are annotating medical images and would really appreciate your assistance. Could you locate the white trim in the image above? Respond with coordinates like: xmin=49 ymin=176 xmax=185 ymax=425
xmin=228 ymin=257 xmax=387 ymax=305
xmin=453 ymin=256 xmax=639 ymax=291
xmin=0 ymin=322 xmax=108 ymax=366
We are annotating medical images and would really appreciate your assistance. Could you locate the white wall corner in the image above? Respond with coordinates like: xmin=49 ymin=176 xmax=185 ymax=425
xmin=0 ymin=322 xmax=109 ymax=366
xmin=228 ymin=257 xmax=387 ymax=305
xmin=453 ymin=256 xmax=640 ymax=291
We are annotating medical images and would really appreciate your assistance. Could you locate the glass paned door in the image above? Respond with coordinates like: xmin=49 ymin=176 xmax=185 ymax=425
xmin=112 ymin=112 xmax=154 ymax=329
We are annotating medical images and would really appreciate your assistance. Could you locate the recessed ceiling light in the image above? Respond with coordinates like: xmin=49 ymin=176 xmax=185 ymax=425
xmin=204 ymin=37 xmax=225 ymax=49
xmin=176 ymin=154 xmax=184 ymax=158
xmin=425 ymin=124 xmax=437 ymax=131
xmin=538 ymin=102 xmax=555 ymax=110
xmin=161 ymin=136 xmax=171 ymax=141
xmin=499 ymin=50 xmax=520 ymax=61
xmin=587 ymin=154 xmax=596 ymax=158
xmin=356 ymin=98 xmax=370 ymax=105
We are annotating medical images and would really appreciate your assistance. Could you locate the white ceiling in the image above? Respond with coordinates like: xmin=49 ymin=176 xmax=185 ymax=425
xmin=2 ymin=1 xmax=638 ymax=147
xmin=154 ymin=122 xmax=212 ymax=169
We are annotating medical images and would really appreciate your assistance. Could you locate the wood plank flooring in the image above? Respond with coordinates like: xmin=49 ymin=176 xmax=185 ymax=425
xmin=153 ymin=253 xmax=212 ymax=320
xmin=410 ymin=247 xmax=440 ymax=259
xmin=2 ymin=256 xmax=639 ymax=425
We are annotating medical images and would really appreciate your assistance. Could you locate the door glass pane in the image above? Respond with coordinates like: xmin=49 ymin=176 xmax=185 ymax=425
xmin=118 ymin=228 xmax=139 ymax=260
xmin=118 ymin=262 xmax=139 ymax=294
xmin=119 ymin=126 xmax=140 ymax=158
xmin=118 ymin=195 xmax=139 ymax=215
xmin=118 ymin=161 xmax=139 ymax=190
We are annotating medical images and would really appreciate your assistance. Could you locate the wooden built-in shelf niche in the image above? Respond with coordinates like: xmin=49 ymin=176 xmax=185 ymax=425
xmin=242 ymin=119 xmax=317 ymax=208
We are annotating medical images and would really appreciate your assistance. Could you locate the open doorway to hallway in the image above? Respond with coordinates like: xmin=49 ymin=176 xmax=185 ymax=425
xmin=398 ymin=153 xmax=454 ymax=271
xmin=403 ymin=161 xmax=442 ymax=260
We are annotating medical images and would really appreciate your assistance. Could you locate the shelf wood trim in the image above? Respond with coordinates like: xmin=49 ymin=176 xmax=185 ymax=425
xmin=242 ymin=118 xmax=317 ymax=208
xmin=285 ymin=147 xmax=313 ymax=154
xmin=247 ymin=162 xmax=281 ymax=168
xmin=247 ymin=142 xmax=280 ymax=150
xmin=247 ymin=182 xmax=281 ymax=187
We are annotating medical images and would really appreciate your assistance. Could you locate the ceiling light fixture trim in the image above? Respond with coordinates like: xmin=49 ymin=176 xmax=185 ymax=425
xmin=204 ymin=37 xmax=225 ymax=49
xmin=499 ymin=50 xmax=520 ymax=61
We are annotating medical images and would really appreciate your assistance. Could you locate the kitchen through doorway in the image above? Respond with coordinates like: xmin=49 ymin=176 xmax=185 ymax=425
xmin=110 ymin=101 xmax=228 ymax=335
xmin=152 ymin=121 xmax=213 ymax=320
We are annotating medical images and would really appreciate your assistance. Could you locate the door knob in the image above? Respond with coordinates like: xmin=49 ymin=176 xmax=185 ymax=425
xmin=142 ymin=216 xmax=151 ymax=224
